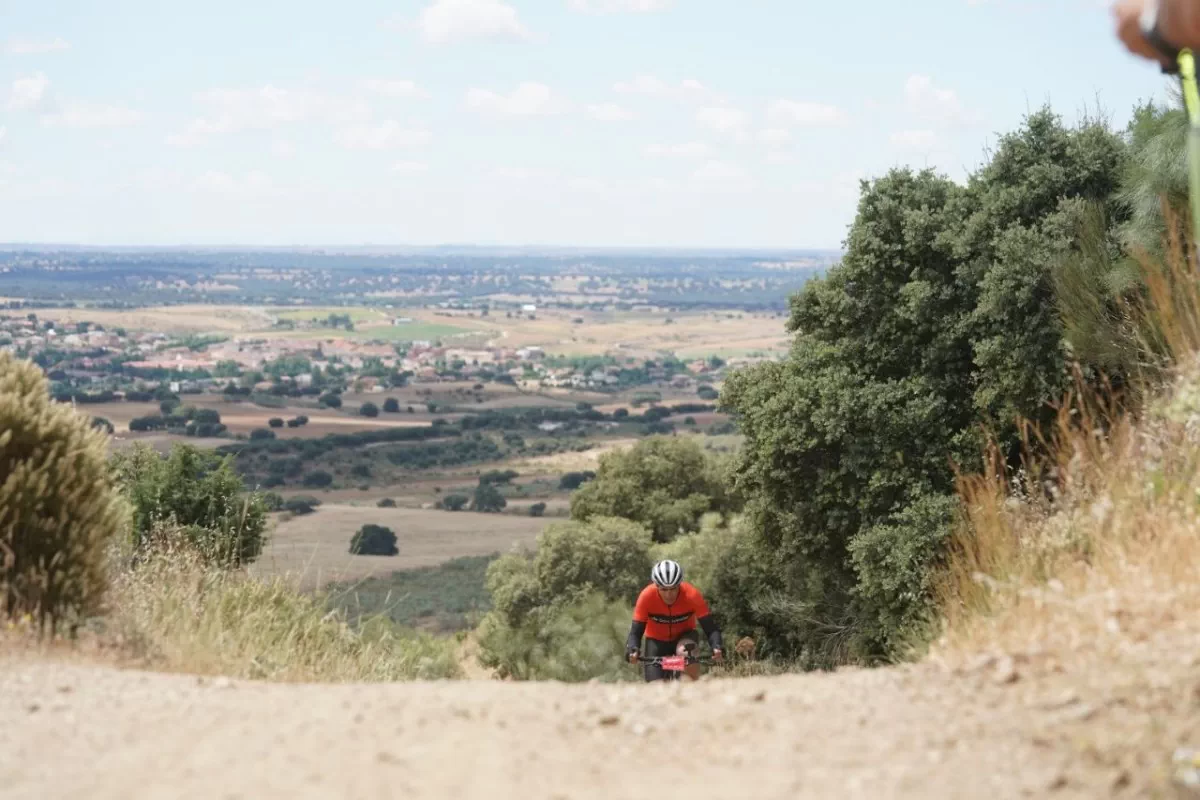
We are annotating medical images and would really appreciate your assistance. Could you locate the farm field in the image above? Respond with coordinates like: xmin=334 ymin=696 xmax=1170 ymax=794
xmin=43 ymin=301 xmax=788 ymax=363
xmin=251 ymin=504 xmax=549 ymax=589
xmin=34 ymin=304 xmax=273 ymax=333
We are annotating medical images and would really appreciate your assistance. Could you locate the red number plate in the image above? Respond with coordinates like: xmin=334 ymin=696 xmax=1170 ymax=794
xmin=660 ymin=656 xmax=686 ymax=671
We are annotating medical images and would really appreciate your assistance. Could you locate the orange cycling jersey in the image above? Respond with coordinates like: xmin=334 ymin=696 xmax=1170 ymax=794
xmin=632 ymin=581 xmax=711 ymax=641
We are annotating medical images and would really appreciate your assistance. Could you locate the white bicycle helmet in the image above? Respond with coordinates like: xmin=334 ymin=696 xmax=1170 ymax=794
xmin=651 ymin=559 xmax=683 ymax=588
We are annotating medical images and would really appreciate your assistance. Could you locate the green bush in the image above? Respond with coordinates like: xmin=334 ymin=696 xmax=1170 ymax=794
xmin=261 ymin=492 xmax=285 ymax=511
xmin=480 ymin=469 xmax=519 ymax=485
xmin=471 ymin=482 xmax=507 ymax=513
xmin=349 ymin=524 xmax=398 ymax=557
xmin=558 ymin=470 xmax=595 ymax=490
xmin=383 ymin=397 xmax=400 ymax=413
xmin=91 ymin=416 xmax=115 ymax=434
xmin=377 ymin=497 xmax=397 ymax=508
xmin=0 ymin=353 xmax=127 ymax=631
xmin=110 ymin=443 xmax=268 ymax=567
xmin=250 ymin=428 xmax=275 ymax=440
xmin=303 ymin=470 xmax=333 ymax=488
xmin=441 ymin=494 xmax=469 ymax=511
xmin=474 ymin=517 xmax=653 ymax=678
xmin=569 ymin=436 xmax=733 ymax=542
xmin=268 ymin=417 xmax=285 ymax=428
xmin=283 ymin=496 xmax=318 ymax=515
xmin=529 ymin=502 xmax=546 ymax=517
xmin=360 ymin=402 xmax=380 ymax=418
xmin=475 ymin=591 xmax=636 ymax=682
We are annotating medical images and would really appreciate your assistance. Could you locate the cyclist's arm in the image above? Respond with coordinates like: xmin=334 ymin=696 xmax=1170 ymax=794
xmin=626 ymin=620 xmax=646 ymax=654
xmin=697 ymin=614 xmax=723 ymax=652
xmin=1159 ymin=0 xmax=1200 ymax=49
xmin=1115 ymin=0 xmax=1200 ymax=63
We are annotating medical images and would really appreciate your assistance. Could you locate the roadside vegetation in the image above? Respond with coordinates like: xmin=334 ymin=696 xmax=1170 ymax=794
xmin=4 ymin=99 xmax=1200 ymax=688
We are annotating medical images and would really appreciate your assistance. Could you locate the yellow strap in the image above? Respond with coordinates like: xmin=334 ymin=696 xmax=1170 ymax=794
xmin=1181 ymin=49 xmax=1200 ymax=126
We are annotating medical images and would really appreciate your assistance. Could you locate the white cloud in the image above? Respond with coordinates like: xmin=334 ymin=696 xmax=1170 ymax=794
xmin=192 ymin=170 xmax=274 ymax=194
xmin=696 ymin=106 xmax=749 ymax=137
xmin=890 ymin=129 xmax=939 ymax=149
xmin=335 ymin=121 xmax=433 ymax=150
xmin=362 ymin=79 xmax=429 ymax=99
xmin=489 ymin=166 xmax=553 ymax=180
xmin=5 ymin=37 xmax=70 ymax=55
xmin=7 ymin=73 xmax=50 ymax=112
xmin=903 ymin=75 xmax=979 ymax=125
xmin=42 ymin=104 xmax=144 ymax=128
xmin=586 ymin=102 xmax=634 ymax=121
xmin=406 ymin=0 xmax=531 ymax=44
xmin=0 ymin=126 xmax=6 ymax=147
xmin=168 ymin=84 xmax=370 ymax=146
xmin=613 ymin=75 xmax=711 ymax=103
xmin=767 ymin=99 xmax=846 ymax=127
xmin=614 ymin=75 xmax=669 ymax=95
xmin=691 ymin=160 xmax=747 ymax=182
xmin=466 ymin=82 xmax=559 ymax=116
xmin=645 ymin=142 xmax=710 ymax=159
xmin=566 ymin=177 xmax=608 ymax=191
xmin=758 ymin=128 xmax=791 ymax=146
xmin=765 ymin=151 xmax=795 ymax=165
xmin=392 ymin=160 xmax=430 ymax=174
xmin=568 ymin=0 xmax=674 ymax=13
xmin=271 ymin=140 xmax=297 ymax=158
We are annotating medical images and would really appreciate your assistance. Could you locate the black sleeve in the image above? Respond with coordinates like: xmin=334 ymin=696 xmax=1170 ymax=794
xmin=626 ymin=620 xmax=646 ymax=653
xmin=698 ymin=614 xmax=723 ymax=651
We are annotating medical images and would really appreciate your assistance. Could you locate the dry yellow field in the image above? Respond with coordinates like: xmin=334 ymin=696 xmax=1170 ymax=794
xmin=251 ymin=504 xmax=549 ymax=589
xmin=36 ymin=305 xmax=273 ymax=333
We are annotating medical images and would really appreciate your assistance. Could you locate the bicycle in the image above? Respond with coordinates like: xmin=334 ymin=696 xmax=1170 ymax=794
xmin=630 ymin=651 xmax=721 ymax=681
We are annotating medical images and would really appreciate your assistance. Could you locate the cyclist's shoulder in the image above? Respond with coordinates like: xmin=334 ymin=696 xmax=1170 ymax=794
xmin=680 ymin=581 xmax=707 ymax=601
xmin=635 ymin=583 xmax=659 ymax=602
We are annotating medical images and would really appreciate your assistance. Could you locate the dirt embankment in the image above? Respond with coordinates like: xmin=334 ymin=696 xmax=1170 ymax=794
xmin=3 ymin=622 xmax=1198 ymax=800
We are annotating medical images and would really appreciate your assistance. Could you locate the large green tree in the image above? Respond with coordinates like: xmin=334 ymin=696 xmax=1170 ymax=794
xmin=718 ymin=107 xmax=1129 ymax=663
xmin=569 ymin=435 xmax=733 ymax=542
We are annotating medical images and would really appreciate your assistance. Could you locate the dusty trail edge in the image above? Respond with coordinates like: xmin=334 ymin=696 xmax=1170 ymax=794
xmin=4 ymin=630 xmax=1198 ymax=800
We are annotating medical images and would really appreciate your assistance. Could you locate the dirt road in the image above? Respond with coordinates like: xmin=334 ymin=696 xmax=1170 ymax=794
xmin=3 ymin=632 xmax=1197 ymax=800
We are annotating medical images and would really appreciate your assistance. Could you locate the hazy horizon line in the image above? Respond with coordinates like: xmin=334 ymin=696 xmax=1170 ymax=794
xmin=0 ymin=242 xmax=843 ymax=256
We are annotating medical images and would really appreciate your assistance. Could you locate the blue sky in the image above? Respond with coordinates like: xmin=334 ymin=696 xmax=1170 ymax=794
xmin=0 ymin=0 xmax=1179 ymax=248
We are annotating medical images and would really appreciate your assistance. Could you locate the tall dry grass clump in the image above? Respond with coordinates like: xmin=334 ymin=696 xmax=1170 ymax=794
xmin=104 ymin=531 xmax=462 ymax=682
xmin=935 ymin=224 xmax=1200 ymax=664
xmin=0 ymin=351 xmax=127 ymax=633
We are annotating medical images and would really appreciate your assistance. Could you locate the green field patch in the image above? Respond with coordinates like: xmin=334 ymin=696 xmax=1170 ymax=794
xmin=327 ymin=554 xmax=497 ymax=633
xmin=269 ymin=306 xmax=387 ymax=323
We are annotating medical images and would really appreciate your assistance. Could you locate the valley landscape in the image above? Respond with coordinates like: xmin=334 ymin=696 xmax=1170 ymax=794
xmin=4 ymin=1 xmax=1200 ymax=797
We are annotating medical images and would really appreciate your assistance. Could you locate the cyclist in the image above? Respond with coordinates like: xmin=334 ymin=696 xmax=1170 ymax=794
xmin=626 ymin=559 xmax=724 ymax=682
xmin=1114 ymin=0 xmax=1200 ymax=65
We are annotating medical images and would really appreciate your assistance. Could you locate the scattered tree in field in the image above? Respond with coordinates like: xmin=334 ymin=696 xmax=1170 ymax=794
xmin=441 ymin=494 xmax=469 ymax=511
xmin=349 ymin=524 xmax=398 ymax=556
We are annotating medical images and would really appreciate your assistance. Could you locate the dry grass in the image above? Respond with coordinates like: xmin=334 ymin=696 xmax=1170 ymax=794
xmin=100 ymin=538 xmax=461 ymax=681
xmin=933 ymin=229 xmax=1200 ymax=670
xmin=934 ymin=370 xmax=1200 ymax=667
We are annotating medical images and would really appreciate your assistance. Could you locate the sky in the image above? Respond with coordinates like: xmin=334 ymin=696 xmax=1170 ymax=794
xmin=0 ymin=0 xmax=1181 ymax=249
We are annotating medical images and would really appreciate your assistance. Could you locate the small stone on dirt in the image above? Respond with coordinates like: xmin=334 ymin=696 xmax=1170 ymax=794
xmin=993 ymin=656 xmax=1019 ymax=685
xmin=598 ymin=714 xmax=620 ymax=726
